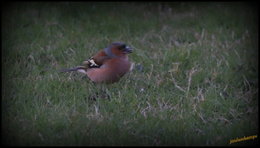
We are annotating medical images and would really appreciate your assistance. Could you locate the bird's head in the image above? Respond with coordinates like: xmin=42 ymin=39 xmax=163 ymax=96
xmin=104 ymin=42 xmax=133 ymax=58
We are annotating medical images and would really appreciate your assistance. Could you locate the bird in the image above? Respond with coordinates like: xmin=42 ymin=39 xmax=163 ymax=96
xmin=60 ymin=42 xmax=133 ymax=83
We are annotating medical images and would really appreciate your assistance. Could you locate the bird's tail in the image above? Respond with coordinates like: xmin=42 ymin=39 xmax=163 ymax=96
xmin=59 ymin=67 xmax=79 ymax=72
xmin=59 ymin=66 xmax=87 ymax=73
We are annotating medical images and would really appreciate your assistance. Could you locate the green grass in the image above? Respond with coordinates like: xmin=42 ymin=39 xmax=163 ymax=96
xmin=2 ymin=2 xmax=258 ymax=146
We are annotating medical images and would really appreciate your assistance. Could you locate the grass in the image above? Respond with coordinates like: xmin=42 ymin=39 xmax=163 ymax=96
xmin=2 ymin=2 xmax=258 ymax=146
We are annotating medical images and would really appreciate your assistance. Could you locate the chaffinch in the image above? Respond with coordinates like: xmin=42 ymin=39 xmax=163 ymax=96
xmin=61 ymin=42 xmax=133 ymax=83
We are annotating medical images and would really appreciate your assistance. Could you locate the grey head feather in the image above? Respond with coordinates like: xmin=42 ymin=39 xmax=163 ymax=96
xmin=104 ymin=42 xmax=128 ymax=58
xmin=104 ymin=47 xmax=117 ymax=58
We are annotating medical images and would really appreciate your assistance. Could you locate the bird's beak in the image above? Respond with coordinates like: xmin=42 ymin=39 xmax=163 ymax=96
xmin=124 ymin=46 xmax=133 ymax=53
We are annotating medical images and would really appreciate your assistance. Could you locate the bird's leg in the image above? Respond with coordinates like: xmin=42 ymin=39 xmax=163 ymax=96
xmin=87 ymin=84 xmax=111 ymax=101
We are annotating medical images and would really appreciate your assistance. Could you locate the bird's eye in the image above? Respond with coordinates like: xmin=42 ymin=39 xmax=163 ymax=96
xmin=120 ymin=44 xmax=126 ymax=50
